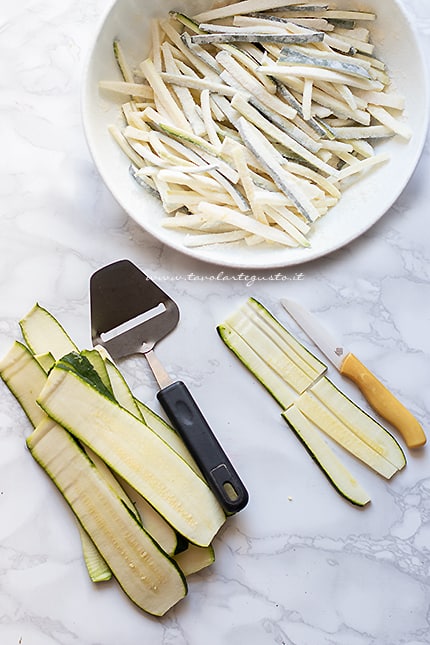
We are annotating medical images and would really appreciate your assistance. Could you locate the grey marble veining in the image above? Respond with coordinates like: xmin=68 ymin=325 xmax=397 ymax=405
xmin=1 ymin=1 xmax=430 ymax=643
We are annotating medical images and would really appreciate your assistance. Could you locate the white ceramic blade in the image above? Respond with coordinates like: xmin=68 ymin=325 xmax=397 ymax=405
xmin=281 ymin=299 xmax=346 ymax=370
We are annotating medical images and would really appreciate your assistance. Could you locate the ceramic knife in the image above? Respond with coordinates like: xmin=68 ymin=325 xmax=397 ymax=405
xmin=281 ymin=298 xmax=426 ymax=449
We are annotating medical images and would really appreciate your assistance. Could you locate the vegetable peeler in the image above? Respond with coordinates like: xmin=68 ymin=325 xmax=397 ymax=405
xmin=89 ymin=259 xmax=249 ymax=515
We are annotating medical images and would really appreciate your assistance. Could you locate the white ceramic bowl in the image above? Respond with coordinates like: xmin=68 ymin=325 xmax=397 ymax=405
xmin=82 ymin=0 xmax=429 ymax=268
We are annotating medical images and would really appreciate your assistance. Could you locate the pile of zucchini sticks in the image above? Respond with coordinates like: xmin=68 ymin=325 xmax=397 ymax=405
xmin=99 ymin=0 xmax=411 ymax=249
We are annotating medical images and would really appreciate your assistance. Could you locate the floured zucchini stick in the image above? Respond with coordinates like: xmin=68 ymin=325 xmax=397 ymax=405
xmin=99 ymin=2 xmax=410 ymax=250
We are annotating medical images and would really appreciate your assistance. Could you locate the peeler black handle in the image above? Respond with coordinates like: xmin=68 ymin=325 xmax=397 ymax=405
xmin=157 ymin=381 xmax=249 ymax=515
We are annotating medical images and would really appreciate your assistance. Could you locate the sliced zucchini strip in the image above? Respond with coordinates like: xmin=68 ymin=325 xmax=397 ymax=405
xmin=242 ymin=298 xmax=326 ymax=379
xmin=19 ymin=303 xmax=78 ymax=359
xmin=16 ymin=304 xmax=214 ymax=559
xmin=79 ymin=528 xmax=112 ymax=582
xmin=0 ymin=343 xmax=111 ymax=582
xmin=174 ymin=543 xmax=215 ymax=576
xmin=37 ymin=365 xmax=225 ymax=546
xmin=282 ymin=406 xmax=371 ymax=507
xmin=0 ymin=341 xmax=47 ymax=427
xmin=218 ymin=298 xmax=407 ymax=504
xmin=27 ymin=418 xmax=187 ymax=616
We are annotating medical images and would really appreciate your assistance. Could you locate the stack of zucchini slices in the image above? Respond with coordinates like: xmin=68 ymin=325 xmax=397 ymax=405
xmin=0 ymin=304 xmax=225 ymax=616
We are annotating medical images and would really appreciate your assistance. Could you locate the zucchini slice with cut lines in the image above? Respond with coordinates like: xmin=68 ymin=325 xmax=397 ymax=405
xmin=295 ymin=388 xmax=400 ymax=479
xmin=219 ymin=298 xmax=326 ymax=402
xmin=217 ymin=322 xmax=298 ymax=409
xmin=309 ymin=377 xmax=406 ymax=470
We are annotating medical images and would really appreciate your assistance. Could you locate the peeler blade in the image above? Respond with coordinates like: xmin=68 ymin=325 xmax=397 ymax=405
xmin=90 ymin=259 xmax=179 ymax=360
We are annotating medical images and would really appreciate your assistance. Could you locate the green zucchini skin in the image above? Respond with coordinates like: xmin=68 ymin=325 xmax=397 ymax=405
xmin=57 ymin=352 xmax=115 ymax=400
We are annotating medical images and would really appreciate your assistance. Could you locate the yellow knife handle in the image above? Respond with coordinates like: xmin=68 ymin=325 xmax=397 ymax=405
xmin=340 ymin=353 xmax=426 ymax=449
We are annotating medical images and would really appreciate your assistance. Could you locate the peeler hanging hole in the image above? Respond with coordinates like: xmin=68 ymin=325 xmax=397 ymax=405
xmin=223 ymin=481 xmax=239 ymax=502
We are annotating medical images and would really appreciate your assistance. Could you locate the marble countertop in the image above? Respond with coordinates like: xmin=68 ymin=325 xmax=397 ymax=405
xmin=1 ymin=1 xmax=430 ymax=643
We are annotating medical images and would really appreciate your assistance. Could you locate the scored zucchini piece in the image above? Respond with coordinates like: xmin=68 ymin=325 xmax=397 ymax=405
xmin=27 ymin=418 xmax=187 ymax=616
xmin=224 ymin=313 xmax=314 ymax=393
xmin=282 ymin=405 xmax=371 ymax=507
xmin=218 ymin=298 xmax=407 ymax=504
xmin=295 ymin=389 xmax=399 ymax=479
xmin=240 ymin=298 xmax=326 ymax=379
xmin=37 ymin=365 xmax=225 ymax=546
xmin=218 ymin=298 xmax=326 ymax=404
xmin=217 ymin=322 xmax=298 ymax=409
xmin=309 ymin=377 xmax=406 ymax=470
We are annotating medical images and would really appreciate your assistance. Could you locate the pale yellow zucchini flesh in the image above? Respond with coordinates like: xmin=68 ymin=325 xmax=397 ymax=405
xmin=217 ymin=323 xmax=299 ymax=409
xmin=0 ymin=341 xmax=47 ymax=427
xmin=174 ymin=543 xmax=215 ymax=576
xmin=19 ymin=303 xmax=78 ymax=358
xmin=223 ymin=298 xmax=327 ymax=392
xmin=27 ymin=419 xmax=187 ymax=616
xmin=295 ymin=389 xmax=400 ymax=479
